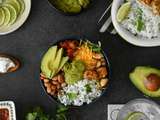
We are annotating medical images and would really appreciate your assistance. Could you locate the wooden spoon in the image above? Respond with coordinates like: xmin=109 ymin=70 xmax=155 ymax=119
xmin=0 ymin=53 xmax=20 ymax=74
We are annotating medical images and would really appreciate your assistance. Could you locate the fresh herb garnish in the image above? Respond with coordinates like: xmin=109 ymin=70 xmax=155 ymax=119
xmin=136 ymin=18 xmax=144 ymax=31
xmin=25 ymin=106 xmax=69 ymax=120
xmin=85 ymin=84 xmax=92 ymax=93
xmin=25 ymin=107 xmax=52 ymax=120
xmin=67 ymin=92 xmax=77 ymax=100
xmin=87 ymin=40 xmax=102 ymax=53
xmin=56 ymin=105 xmax=69 ymax=120
xmin=135 ymin=8 xmax=145 ymax=31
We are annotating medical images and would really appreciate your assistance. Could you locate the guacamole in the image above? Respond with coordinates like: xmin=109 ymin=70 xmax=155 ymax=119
xmin=63 ymin=60 xmax=85 ymax=84
xmin=53 ymin=0 xmax=90 ymax=13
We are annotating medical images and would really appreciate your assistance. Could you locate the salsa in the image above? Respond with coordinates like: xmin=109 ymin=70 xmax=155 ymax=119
xmin=0 ymin=108 xmax=9 ymax=120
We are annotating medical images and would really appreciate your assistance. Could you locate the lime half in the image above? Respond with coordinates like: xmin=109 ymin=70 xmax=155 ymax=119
xmin=0 ymin=8 xmax=5 ymax=26
xmin=126 ymin=112 xmax=148 ymax=120
xmin=6 ymin=0 xmax=21 ymax=14
xmin=2 ymin=6 xmax=11 ymax=26
xmin=17 ymin=0 xmax=25 ymax=15
xmin=117 ymin=2 xmax=131 ymax=23
xmin=4 ymin=4 xmax=17 ymax=25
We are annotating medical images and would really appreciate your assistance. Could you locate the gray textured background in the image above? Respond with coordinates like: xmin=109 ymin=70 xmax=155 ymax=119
xmin=0 ymin=0 xmax=160 ymax=120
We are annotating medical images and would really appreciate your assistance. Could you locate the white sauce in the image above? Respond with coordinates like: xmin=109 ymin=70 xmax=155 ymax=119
xmin=0 ymin=57 xmax=15 ymax=73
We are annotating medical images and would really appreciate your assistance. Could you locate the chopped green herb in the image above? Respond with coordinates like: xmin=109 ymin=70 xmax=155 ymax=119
xmin=67 ymin=92 xmax=77 ymax=100
xmin=86 ymin=40 xmax=102 ymax=53
xmin=135 ymin=8 xmax=145 ymax=31
xmin=85 ymin=84 xmax=92 ymax=93
xmin=136 ymin=18 xmax=144 ymax=31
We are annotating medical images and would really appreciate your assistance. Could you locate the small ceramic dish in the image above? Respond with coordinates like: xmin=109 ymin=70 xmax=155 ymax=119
xmin=0 ymin=53 xmax=20 ymax=74
xmin=111 ymin=0 xmax=160 ymax=47
xmin=0 ymin=0 xmax=31 ymax=35
xmin=0 ymin=101 xmax=16 ymax=120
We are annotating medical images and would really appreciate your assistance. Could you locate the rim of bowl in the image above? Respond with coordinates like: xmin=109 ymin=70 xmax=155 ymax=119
xmin=111 ymin=0 xmax=160 ymax=47
xmin=0 ymin=0 xmax=31 ymax=35
xmin=39 ymin=36 xmax=111 ymax=108
xmin=47 ymin=0 xmax=93 ymax=16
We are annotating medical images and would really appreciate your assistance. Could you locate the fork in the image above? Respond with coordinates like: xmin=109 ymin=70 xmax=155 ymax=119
xmin=98 ymin=2 xmax=117 ymax=35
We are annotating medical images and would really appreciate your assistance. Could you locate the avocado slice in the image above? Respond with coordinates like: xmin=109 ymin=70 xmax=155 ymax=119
xmin=129 ymin=66 xmax=160 ymax=97
xmin=41 ymin=46 xmax=57 ymax=79
xmin=50 ymin=48 xmax=63 ymax=78
xmin=58 ymin=56 xmax=69 ymax=71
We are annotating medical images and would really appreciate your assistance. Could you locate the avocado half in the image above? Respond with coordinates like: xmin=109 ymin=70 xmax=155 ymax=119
xmin=129 ymin=66 xmax=160 ymax=98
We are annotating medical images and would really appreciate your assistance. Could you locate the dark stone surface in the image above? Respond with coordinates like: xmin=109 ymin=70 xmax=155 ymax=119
xmin=0 ymin=0 xmax=160 ymax=120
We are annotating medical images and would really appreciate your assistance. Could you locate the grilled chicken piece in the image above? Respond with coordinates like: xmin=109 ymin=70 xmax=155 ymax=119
xmin=151 ymin=0 xmax=160 ymax=15
xmin=139 ymin=0 xmax=160 ymax=15
xmin=139 ymin=0 xmax=153 ymax=5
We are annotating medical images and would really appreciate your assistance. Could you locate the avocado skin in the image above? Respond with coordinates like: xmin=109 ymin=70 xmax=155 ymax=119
xmin=129 ymin=66 xmax=160 ymax=98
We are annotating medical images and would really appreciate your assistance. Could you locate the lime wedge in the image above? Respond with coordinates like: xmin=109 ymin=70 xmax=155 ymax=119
xmin=126 ymin=112 xmax=147 ymax=120
xmin=17 ymin=0 xmax=25 ymax=15
xmin=6 ymin=0 xmax=21 ymax=14
xmin=0 ymin=8 xmax=5 ymax=26
xmin=4 ymin=4 xmax=17 ymax=25
xmin=117 ymin=2 xmax=131 ymax=23
xmin=2 ymin=6 xmax=11 ymax=26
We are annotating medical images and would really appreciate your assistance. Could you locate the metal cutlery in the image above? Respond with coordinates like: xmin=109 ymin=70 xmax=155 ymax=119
xmin=98 ymin=2 xmax=117 ymax=34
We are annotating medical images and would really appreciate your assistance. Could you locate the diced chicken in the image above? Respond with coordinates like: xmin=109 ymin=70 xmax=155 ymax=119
xmin=139 ymin=0 xmax=160 ymax=15
xmin=151 ymin=0 xmax=160 ymax=15
xmin=139 ymin=0 xmax=153 ymax=5
xmin=84 ymin=70 xmax=99 ymax=80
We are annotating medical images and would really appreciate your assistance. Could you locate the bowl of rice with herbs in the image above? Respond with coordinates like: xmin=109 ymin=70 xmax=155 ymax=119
xmin=40 ymin=38 xmax=110 ymax=107
xmin=111 ymin=0 xmax=160 ymax=47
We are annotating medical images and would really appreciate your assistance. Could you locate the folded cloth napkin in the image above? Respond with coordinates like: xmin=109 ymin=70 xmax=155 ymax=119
xmin=108 ymin=104 xmax=123 ymax=120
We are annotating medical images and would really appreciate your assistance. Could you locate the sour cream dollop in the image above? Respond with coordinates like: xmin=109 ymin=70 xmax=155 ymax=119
xmin=0 ymin=57 xmax=15 ymax=73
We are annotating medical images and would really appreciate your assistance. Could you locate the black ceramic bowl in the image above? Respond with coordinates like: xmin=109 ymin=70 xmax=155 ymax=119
xmin=47 ymin=0 xmax=93 ymax=15
xmin=40 ymin=37 xmax=111 ymax=107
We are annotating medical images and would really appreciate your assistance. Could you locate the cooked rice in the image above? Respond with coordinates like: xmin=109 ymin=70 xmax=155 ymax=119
xmin=58 ymin=79 xmax=102 ymax=106
xmin=122 ymin=0 xmax=160 ymax=39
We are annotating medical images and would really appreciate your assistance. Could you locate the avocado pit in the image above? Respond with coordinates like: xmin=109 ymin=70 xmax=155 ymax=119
xmin=144 ymin=73 xmax=160 ymax=91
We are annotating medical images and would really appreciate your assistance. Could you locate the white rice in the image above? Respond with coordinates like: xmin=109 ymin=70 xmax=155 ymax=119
xmin=122 ymin=0 xmax=160 ymax=39
xmin=58 ymin=79 xmax=102 ymax=106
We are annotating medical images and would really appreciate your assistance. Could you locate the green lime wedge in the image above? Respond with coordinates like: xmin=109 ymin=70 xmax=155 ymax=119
xmin=6 ymin=0 xmax=21 ymax=14
xmin=17 ymin=0 xmax=25 ymax=15
xmin=126 ymin=112 xmax=147 ymax=120
xmin=0 ymin=8 xmax=5 ymax=26
xmin=117 ymin=2 xmax=131 ymax=23
xmin=2 ymin=6 xmax=10 ymax=26
xmin=4 ymin=4 xmax=17 ymax=25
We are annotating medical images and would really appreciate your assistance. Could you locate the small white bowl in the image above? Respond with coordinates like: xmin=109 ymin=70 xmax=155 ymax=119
xmin=111 ymin=0 xmax=160 ymax=47
xmin=0 ymin=0 xmax=31 ymax=35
